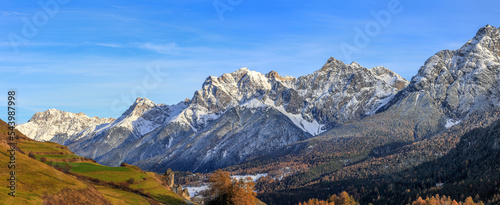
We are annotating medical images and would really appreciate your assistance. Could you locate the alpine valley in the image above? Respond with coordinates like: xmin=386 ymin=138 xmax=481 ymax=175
xmin=16 ymin=25 xmax=500 ymax=205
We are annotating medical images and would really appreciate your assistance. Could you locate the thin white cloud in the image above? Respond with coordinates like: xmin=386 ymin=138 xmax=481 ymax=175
xmin=55 ymin=42 xmax=124 ymax=48
xmin=110 ymin=4 xmax=127 ymax=9
xmin=0 ymin=41 xmax=124 ymax=48
xmin=0 ymin=39 xmax=210 ymax=56
xmin=135 ymin=42 xmax=212 ymax=55
xmin=101 ymin=13 xmax=139 ymax=23
xmin=0 ymin=42 xmax=67 ymax=47
xmin=137 ymin=42 xmax=178 ymax=54
xmin=1 ymin=11 xmax=28 ymax=16
xmin=93 ymin=43 xmax=123 ymax=48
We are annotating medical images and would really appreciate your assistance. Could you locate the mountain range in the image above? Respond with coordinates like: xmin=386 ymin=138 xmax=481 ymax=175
xmin=17 ymin=24 xmax=500 ymax=177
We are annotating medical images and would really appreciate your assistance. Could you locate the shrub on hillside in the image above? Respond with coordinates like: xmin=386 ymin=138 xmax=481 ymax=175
xmin=28 ymin=152 xmax=36 ymax=159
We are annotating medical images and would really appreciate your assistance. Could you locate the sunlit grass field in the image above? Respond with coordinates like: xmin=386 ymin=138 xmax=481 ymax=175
xmin=0 ymin=120 xmax=191 ymax=205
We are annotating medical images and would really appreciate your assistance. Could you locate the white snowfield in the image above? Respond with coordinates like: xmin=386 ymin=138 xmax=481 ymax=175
xmin=445 ymin=119 xmax=461 ymax=128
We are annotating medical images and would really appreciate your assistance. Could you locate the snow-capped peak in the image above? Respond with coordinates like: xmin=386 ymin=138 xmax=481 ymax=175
xmin=106 ymin=97 xmax=187 ymax=137
xmin=456 ymin=24 xmax=499 ymax=57
xmin=119 ymin=97 xmax=157 ymax=119
xmin=350 ymin=61 xmax=363 ymax=68
xmin=16 ymin=109 xmax=115 ymax=141
xmin=475 ymin=24 xmax=499 ymax=39
xmin=235 ymin=67 xmax=249 ymax=73
xmin=405 ymin=25 xmax=500 ymax=119
xmin=370 ymin=66 xmax=409 ymax=90
xmin=318 ymin=57 xmax=351 ymax=72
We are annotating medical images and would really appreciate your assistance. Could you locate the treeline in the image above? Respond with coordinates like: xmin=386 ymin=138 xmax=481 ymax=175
xmin=409 ymin=194 xmax=484 ymax=205
xmin=297 ymin=191 xmax=357 ymax=205
xmin=296 ymin=192 xmax=486 ymax=205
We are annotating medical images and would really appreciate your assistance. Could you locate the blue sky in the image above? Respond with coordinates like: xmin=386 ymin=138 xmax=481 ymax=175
xmin=0 ymin=0 xmax=499 ymax=123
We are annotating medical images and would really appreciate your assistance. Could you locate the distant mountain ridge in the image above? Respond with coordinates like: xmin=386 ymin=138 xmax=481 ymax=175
xmin=17 ymin=109 xmax=115 ymax=141
xmin=18 ymin=25 xmax=500 ymax=173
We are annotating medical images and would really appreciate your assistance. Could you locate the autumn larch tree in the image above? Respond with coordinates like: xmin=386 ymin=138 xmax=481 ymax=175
xmin=205 ymin=169 xmax=257 ymax=205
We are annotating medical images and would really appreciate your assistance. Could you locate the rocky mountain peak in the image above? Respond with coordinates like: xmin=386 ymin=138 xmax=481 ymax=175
xmin=350 ymin=61 xmax=363 ymax=69
xmin=29 ymin=108 xmax=61 ymax=122
xmin=476 ymin=24 xmax=499 ymax=38
xmin=28 ymin=108 xmax=111 ymax=123
xmin=190 ymin=67 xmax=273 ymax=114
xmin=134 ymin=97 xmax=155 ymax=105
xmin=399 ymin=25 xmax=500 ymax=119
xmin=410 ymin=25 xmax=500 ymax=89
xmin=370 ymin=66 xmax=409 ymax=90
xmin=266 ymin=70 xmax=280 ymax=78
xmin=471 ymin=24 xmax=500 ymax=56
xmin=235 ymin=67 xmax=249 ymax=73
xmin=120 ymin=97 xmax=158 ymax=119
xmin=266 ymin=70 xmax=296 ymax=81
xmin=17 ymin=109 xmax=115 ymax=141
xmin=320 ymin=57 xmax=349 ymax=72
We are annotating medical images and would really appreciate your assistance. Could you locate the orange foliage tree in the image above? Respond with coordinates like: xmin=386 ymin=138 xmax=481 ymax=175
xmin=205 ymin=170 xmax=257 ymax=205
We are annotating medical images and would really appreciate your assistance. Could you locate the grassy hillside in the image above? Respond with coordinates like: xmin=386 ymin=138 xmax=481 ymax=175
xmin=0 ymin=119 xmax=191 ymax=205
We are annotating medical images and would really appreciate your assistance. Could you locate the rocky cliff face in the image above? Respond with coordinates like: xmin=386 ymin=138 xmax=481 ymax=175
xmin=16 ymin=109 xmax=115 ymax=141
xmin=65 ymin=97 xmax=189 ymax=159
xmin=292 ymin=59 xmax=408 ymax=128
xmin=380 ymin=25 xmax=500 ymax=122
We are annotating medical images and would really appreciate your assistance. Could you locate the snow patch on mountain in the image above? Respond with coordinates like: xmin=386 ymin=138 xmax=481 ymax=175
xmin=241 ymin=98 xmax=325 ymax=135
xmin=445 ymin=119 xmax=461 ymax=128
xmin=241 ymin=98 xmax=268 ymax=109
xmin=273 ymin=104 xmax=325 ymax=136
xmin=231 ymin=173 xmax=268 ymax=181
